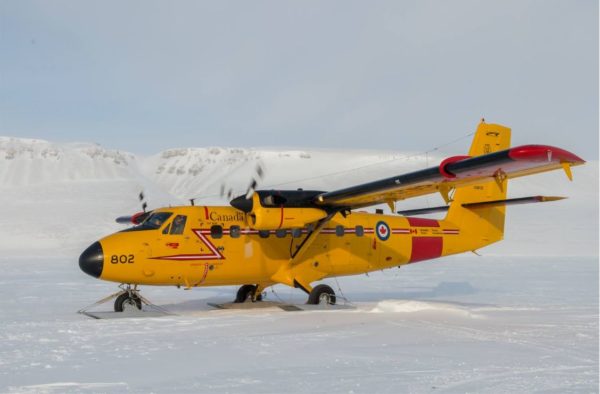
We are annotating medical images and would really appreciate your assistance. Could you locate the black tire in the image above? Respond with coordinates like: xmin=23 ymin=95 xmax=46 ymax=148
xmin=307 ymin=284 xmax=336 ymax=305
xmin=114 ymin=292 xmax=142 ymax=312
xmin=234 ymin=284 xmax=262 ymax=303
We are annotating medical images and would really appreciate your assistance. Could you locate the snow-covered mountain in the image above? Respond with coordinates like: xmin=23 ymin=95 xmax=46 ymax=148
xmin=0 ymin=137 xmax=136 ymax=186
xmin=0 ymin=136 xmax=597 ymax=256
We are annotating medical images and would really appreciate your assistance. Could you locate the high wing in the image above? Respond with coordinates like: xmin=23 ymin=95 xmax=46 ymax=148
xmin=313 ymin=145 xmax=585 ymax=210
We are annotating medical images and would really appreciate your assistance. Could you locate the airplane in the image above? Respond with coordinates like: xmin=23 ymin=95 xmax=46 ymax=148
xmin=78 ymin=120 xmax=585 ymax=312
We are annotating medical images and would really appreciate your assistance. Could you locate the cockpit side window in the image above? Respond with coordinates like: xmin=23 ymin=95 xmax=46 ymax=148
xmin=170 ymin=215 xmax=187 ymax=235
xmin=162 ymin=223 xmax=171 ymax=234
xmin=142 ymin=212 xmax=173 ymax=229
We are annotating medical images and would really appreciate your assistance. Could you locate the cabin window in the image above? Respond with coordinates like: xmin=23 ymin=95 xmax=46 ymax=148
xmin=275 ymin=229 xmax=287 ymax=238
xmin=355 ymin=225 xmax=364 ymax=237
xmin=162 ymin=223 xmax=171 ymax=234
xmin=170 ymin=215 xmax=187 ymax=235
xmin=230 ymin=225 xmax=241 ymax=238
xmin=335 ymin=225 xmax=345 ymax=237
xmin=258 ymin=230 xmax=270 ymax=238
xmin=291 ymin=228 xmax=302 ymax=238
xmin=210 ymin=225 xmax=223 ymax=239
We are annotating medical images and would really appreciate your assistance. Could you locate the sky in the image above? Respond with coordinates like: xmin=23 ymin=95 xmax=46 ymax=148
xmin=0 ymin=1 xmax=598 ymax=158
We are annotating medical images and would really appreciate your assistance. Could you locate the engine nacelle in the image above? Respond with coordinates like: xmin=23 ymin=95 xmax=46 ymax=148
xmin=247 ymin=193 xmax=328 ymax=230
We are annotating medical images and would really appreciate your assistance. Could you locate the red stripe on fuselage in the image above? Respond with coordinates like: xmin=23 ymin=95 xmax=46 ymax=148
xmin=278 ymin=206 xmax=284 ymax=229
xmin=409 ymin=237 xmax=443 ymax=263
xmin=407 ymin=218 xmax=440 ymax=227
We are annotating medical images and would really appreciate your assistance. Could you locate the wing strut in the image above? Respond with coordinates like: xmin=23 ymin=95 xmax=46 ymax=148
xmin=271 ymin=212 xmax=337 ymax=291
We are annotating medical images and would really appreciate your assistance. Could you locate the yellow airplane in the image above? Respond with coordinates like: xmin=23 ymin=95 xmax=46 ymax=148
xmin=79 ymin=121 xmax=585 ymax=312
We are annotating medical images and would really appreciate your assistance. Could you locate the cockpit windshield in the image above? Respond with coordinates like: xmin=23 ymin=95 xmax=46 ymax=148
xmin=142 ymin=212 xmax=173 ymax=229
xmin=119 ymin=211 xmax=173 ymax=233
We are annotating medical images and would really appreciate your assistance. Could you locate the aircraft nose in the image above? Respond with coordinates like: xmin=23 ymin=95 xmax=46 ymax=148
xmin=79 ymin=241 xmax=104 ymax=278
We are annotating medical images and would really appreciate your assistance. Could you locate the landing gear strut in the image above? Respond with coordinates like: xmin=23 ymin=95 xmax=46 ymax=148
xmin=234 ymin=284 xmax=263 ymax=303
xmin=77 ymin=284 xmax=172 ymax=318
xmin=114 ymin=289 xmax=142 ymax=312
xmin=307 ymin=284 xmax=336 ymax=305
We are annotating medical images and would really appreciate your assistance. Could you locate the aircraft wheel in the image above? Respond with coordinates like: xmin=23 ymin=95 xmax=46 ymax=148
xmin=307 ymin=284 xmax=336 ymax=305
xmin=234 ymin=285 xmax=262 ymax=303
xmin=114 ymin=292 xmax=142 ymax=312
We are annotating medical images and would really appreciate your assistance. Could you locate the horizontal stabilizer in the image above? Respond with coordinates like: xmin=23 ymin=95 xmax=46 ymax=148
xmin=396 ymin=205 xmax=451 ymax=216
xmin=462 ymin=195 xmax=565 ymax=209
xmin=397 ymin=196 xmax=566 ymax=216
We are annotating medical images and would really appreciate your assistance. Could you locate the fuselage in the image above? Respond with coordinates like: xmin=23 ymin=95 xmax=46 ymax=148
xmin=79 ymin=205 xmax=490 ymax=289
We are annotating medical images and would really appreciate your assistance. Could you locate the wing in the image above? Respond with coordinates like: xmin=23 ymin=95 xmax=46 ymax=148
xmin=314 ymin=145 xmax=584 ymax=210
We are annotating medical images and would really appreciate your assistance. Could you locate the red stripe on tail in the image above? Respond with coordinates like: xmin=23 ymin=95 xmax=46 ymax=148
xmin=407 ymin=218 xmax=440 ymax=227
xmin=409 ymin=237 xmax=443 ymax=263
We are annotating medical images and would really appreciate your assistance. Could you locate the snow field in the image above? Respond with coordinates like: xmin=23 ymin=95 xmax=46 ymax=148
xmin=0 ymin=137 xmax=597 ymax=392
xmin=0 ymin=255 xmax=597 ymax=393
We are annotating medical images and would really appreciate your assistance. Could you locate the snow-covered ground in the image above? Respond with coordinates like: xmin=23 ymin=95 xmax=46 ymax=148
xmin=0 ymin=137 xmax=597 ymax=393
xmin=0 ymin=255 xmax=597 ymax=393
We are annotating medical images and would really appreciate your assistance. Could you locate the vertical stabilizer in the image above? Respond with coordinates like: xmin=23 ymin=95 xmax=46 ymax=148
xmin=445 ymin=121 xmax=511 ymax=251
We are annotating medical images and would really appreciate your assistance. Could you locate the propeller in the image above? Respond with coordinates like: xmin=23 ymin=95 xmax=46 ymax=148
xmin=115 ymin=190 xmax=152 ymax=225
xmin=139 ymin=191 xmax=148 ymax=212
xmin=219 ymin=184 xmax=235 ymax=201
xmin=229 ymin=163 xmax=265 ymax=213
xmin=219 ymin=162 xmax=264 ymax=202
xmin=245 ymin=163 xmax=265 ymax=199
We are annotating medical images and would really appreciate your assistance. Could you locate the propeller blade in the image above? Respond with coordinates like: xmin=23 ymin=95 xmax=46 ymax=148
xmin=256 ymin=164 xmax=264 ymax=179
xmin=245 ymin=179 xmax=258 ymax=199
xmin=244 ymin=163 xmax=265 ymax=199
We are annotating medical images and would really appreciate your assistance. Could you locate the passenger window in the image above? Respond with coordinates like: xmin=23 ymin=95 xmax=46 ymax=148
xmin=355 ymin=225 xmax=364 ymax=237
xmin=230 ymin=225 xmax=241 ymax=238
xmin=162 ymin=223 xmax=171 ymax=234
xmin=336 ymin=225 xmax=345 ymax=237
xmin=210 ymin=225 xmax=223 ymax=239
xmin=170 ymin=215 xmax=187 ymax=235
xmin=291 ymin=228 xmax=302 ymax=238
xmin=258 ymin=230 xmax=270 ymax=238
xmin=275 ymin=229 xmax=287 ymax=238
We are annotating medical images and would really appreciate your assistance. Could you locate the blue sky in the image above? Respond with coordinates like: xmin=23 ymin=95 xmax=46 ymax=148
xmin=0 ymin=1 xmax=597 ymax=157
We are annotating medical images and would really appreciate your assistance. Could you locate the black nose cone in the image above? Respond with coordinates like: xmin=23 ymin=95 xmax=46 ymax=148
xmin=79 ymin=241 xmax=104 ymax=278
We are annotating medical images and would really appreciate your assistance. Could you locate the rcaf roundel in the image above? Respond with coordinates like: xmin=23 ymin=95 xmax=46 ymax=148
xmin=376 ymin=221 xmax=391 ymax=241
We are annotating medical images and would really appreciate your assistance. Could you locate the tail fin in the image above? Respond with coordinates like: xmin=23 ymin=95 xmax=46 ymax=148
xmin=445 ymin=121 xmax=511 ymax=250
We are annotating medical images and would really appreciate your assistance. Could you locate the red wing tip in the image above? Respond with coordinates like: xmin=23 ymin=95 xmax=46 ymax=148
xmin=508 ymin=145 xmax=585 ymax=164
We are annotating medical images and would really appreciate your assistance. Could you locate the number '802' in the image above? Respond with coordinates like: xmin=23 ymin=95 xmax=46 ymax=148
xmin=111 ymin=254 xmax=134 ymax=264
